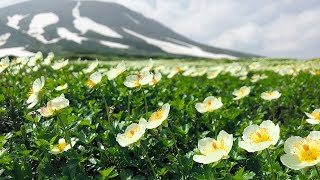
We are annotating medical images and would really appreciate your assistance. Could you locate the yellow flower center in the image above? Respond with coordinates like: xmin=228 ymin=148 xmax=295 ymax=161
xmin=205 ymin=101 xmax=212 ymax=107
xmin=237 ymin=89 xmax=247 ymax=96
xmin=151 ymin=78 xmax=157 ymax=85
xmin=311 ymin=112 xmax=320 ymax=120
xmin=134 ymin=80 xmax=140 ymax=86
xmin=250 ymin=128 xmax=272 ymax=143
xmin=58 ymin=142 xmax=68 ymax=152
xmin=293 ymin=139 xmax=320 ymax=162
xmin=203 ymin=139 xmax=228 ymax=155
xmin=86 ymin=80 xmax=96 ymax=88
xmin=149 ymin=109 xmax=164 ymax=122
xmin=266 ymin=92 xmax=274 ymax=96
xmin=28 ymin=87 xmax=34 ymax=96
xmin=209 ymin=72 xmax=216 ymax=76
xmin=125 ymin=126 xmax=140 ymax=139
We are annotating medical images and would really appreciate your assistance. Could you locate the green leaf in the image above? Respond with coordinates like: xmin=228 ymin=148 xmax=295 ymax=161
xmin=233 ymin=167 xmax=255 ymax=180
xmin=35 ymin=139 xmax=50 ymax=147
xmin=99 ymin=166 xmax=118 ymax=178
xmin=80 ymin=120 xmax=91 ymax=126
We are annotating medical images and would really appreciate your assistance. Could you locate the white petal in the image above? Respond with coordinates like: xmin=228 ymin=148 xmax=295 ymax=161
xmin=203 ymin=96 xmax=215 ymax=103
xmin=238 ymin=141 xmax=254 ymax=152
xmin=64 ymin=144 xmax=71 ymax=151
xmin=27 ymin=93 xmax=38 ymax=103
xmin=305 ymin=112 xmax=315 ymax=119
xmin=116 ymin=134 xmax=129 ymax=147
xmin=242 ymin=125 xmax=260 ymax=142
xmin=217 ymin=130 xmax=233 ymax=155
xmin=307 ymin=131 xmax=320 ymax=140
xmin=27 ymin=98 xmax=38 ymax=109
xmin=198 ymin=137 xmax=214 ymax=155
xmin=280 ymin=154 xmax=304 ymax=170
xmin=195 ymin=103 xmax=206 ymax=113
xmin=306 ymin=119 xmax=320 ymax=124
xmin=193 ymin=150 xmax=225 ymax=164
xmin=49 ymin=147 xmax=60 ymax=154
xmin=284 ymin=136 xmax=302 ymax=154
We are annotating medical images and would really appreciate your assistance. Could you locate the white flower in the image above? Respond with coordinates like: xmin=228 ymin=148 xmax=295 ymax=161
xmin=51 ymin=59 xmax=69 ymax=70
xmin=106 ymin=62 xmax=126 ymax=80
xmin=233 ymin=86 xmax=251 ymax=100
xmin=14 ymin=57 xmax=28 ymax=65
xmin=146 ymin=103 xmax=170 ymax=129
xmin=249 ymin=62 xmax=261 ymax=70
xmin=116 ymin=118 xmax=147 ymax=147
xmin=27 ymin=76 xmax=45 ymax=109
xmin=280 ymin=131 xmax=320 ymax=170
xmin=55 ymin=83 xmax=68 ymax=91
xmin=141 ymin=58 xmax=154 ymax=72
xmin=207 ymin=69 xmax=222 ymax=79
xmin=250 ymin=74 xmax=261 ymax=82
xmin=50 ymin=94 xmax=70 ymax=110
xmin=193 ymin=130 xmax=233 ymax=164
xmin=0 ymin=57 xmax=10 ymax=73
xmin=38 ymin=94 xmax=69 ymax=117
xmin=43 ymin=52 xmax=54 ymax=65
xmin=123 ymin=71 xmax=153 ymax=88
xmin=195 ymin=96 xmax=223 ymax=113
xmin=87 ymin=71 xmax=102 ymax=88
xmin=49 ymin=138 xmax=77 ymax=154
xmin=28 ymin=52 xmax=43 ymax=67
xmin=83 ymin=61 xmax=99 ymax=74
xmin=149 ymin=72 xmax=162 ymax=86
xmin=305 ymin=109 xmax=320 ymax=124
xmin=261 ymin=91 xmax=281 ymax=101
xmin=239 ymin=120 xmax=280 ymax=152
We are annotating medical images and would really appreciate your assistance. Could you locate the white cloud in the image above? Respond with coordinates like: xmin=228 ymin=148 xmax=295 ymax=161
xmin=211 ymin=6 xmax=320 ymax=58
xmin=91 ymin=0 xmax=320 ymax=58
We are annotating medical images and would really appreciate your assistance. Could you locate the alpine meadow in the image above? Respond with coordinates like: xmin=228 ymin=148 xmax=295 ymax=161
xmin=1 ymin=53 xmax=320 ymax=179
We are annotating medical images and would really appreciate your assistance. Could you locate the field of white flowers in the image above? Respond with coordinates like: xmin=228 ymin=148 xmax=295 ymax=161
xmin=1 ymin=52 xmax=320 ymax=179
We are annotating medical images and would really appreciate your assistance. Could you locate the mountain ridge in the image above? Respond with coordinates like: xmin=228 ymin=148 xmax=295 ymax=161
xmin=0 ymin=0 xmax=260 ymax=59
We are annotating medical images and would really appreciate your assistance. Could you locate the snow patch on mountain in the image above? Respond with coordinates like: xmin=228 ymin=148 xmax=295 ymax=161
xmin=166 ymin=37 xmax=193 ymax=47
xmin=123 ymin=28 xmax=237 ymax=59
xmin=7 ymin=14 xmax=29 ymax=30
xmin=28 ymin=13 xmax=60 ymax=44
xmin=57 ymin=27 xmax=87 ymax=44
xmin=0 ymin=33 xmax=11 ymax=47
xmin=99 ymin=40 xmax=129 ymax=49
xmin=0 ymin=47 xmax=35 ymax=57
xmin=125 ymin=13 xmax=140 ymax=24
xmin=72 ymin=2 xmax=122 ymax=38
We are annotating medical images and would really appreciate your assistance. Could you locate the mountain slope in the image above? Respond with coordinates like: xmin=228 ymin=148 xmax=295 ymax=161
xmin=0 ymin=0 xmax=259 ymax=59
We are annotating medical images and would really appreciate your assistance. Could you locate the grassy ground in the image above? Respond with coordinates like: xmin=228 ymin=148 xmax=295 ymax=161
xmin=1 ymin=56 xmax=320 ymax=179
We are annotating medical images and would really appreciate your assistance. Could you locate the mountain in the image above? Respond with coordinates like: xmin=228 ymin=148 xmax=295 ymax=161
xmin=0 ymin=0 xmax=258 ymax=59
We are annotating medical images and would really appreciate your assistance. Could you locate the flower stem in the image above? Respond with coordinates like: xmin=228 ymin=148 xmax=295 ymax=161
xmin=142 ymin=89 xmax=148 ymax=117
xmin=141 ymin=142 xmax=157 ymax=179
xmin=314 ymin=166 xmax=320 ymax=180
xmin=266 ymin=149 xmax=275 ymax=180
xmin=167 ymin=124 xmax=185 ymax=180
xmin=128 ymin=90 xmax=131 ymax=116
xmin=270 ymin=101 xmax=275 ymax=121
xmin=222 ymin=160 xmax=232 ymax=180
xmin=100 ymin=87 xmax=110 ymax=124
xmin=57 ymin=114 xmax=72 ymax=147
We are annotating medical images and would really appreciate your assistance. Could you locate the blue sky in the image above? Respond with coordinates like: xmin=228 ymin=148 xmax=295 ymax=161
xmin=1 ymin=0 xmax=320 ymax=58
